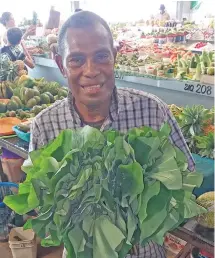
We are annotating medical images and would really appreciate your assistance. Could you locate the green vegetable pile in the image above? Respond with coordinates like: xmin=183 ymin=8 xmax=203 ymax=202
xmin=4 ymin=124 xmax=206 ymax=258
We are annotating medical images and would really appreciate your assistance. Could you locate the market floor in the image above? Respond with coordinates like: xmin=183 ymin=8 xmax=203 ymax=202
xmin=0 ymin=242 xmax=63 ymax=258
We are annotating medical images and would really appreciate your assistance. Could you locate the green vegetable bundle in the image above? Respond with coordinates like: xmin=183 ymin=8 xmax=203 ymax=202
xmin=4 ymin=124 xmax=206 ymax=258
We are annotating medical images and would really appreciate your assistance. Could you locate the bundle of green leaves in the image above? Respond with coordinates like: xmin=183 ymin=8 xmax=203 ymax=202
xmin=4 ymin=124 xmax=206 ymax=258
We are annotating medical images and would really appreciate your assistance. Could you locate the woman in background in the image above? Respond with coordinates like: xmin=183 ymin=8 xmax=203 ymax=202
xmin=0 ymin=12 xmax=35 ymax=46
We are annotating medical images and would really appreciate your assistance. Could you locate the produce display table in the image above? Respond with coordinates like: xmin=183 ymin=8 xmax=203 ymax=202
xmin=28 ymin=57 xmax=214 ymax=109
xmin=0 ymin=138 xmax=214 ymax=257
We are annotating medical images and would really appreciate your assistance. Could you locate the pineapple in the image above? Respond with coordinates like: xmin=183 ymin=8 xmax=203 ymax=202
xmin=179 ymin=105 xmax=213 ymax=152
xmin=179 ymin=105 xmax=212 ymax=137
xmin=18 ymin=70 xmax=28 ymax=77
xmin=195 ymin=133 xmax=214 ymax=159
xmin=14 ymin=60 xmax=25 ymax=71
xmin=7 ymin=62 xmax=19 ymax=81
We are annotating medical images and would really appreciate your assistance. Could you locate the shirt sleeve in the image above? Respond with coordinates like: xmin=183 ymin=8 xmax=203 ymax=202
xmin=164 ymin=107 xmax=195 ymax=172
xmin=29 ymin=119 xmax=43 ymax=152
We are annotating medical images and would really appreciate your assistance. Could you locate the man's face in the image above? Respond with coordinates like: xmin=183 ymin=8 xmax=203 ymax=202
xmin=160 ymin=8 xmax=165 ymax=14
xmin=62 ymin=24 xmax=116 ymax=107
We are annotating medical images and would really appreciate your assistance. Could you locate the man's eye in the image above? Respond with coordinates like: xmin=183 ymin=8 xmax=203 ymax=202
xmin=69 ymin=57 xmax=85 ymax=66
xmin=95 ymin=53 xmax=109 ymax=62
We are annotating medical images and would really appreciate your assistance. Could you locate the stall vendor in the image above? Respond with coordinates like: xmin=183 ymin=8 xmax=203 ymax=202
xmin=157 ymin=4 xmax=170 ymax=21
xmin=29 ymin=11 xmax=194 ymax=258
xmin=0 ymin=12 xmax=36 ymax=46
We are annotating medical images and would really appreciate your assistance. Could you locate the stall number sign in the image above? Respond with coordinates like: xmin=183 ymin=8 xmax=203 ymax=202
xmin=184 ymin=83 xmax=213 ymax=96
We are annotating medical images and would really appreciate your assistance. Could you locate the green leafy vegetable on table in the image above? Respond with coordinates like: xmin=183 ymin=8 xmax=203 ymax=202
xmin=4 ymin=124 xmax=206 ymax=258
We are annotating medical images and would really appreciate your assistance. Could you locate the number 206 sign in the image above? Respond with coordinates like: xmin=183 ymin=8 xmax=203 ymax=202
xmin=184 ymin=83 xmax=213 ymax=96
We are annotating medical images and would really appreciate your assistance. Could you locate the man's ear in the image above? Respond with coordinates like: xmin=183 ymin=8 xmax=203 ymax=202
xmin=113 ymin=46 xmax=117 ymax=61
xmin=55 ymin=54 xmax=66 ymax=77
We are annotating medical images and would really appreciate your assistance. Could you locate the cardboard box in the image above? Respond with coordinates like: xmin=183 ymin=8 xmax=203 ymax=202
xmin=164 ymin=233 xmax=187 ymax=255
xmin=200 ymin=75 xmax=214 ymax=85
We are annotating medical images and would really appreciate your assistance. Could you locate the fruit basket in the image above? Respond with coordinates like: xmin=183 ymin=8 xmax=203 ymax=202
xmin=12 ymin=126 xmax=30 ymax=142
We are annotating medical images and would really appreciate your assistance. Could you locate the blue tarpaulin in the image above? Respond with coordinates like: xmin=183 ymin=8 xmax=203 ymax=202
xmin=192 ymin=154 xmax=214 ymax=197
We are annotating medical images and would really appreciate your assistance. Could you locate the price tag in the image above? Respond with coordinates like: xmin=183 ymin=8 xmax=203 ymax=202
xmin=184 ymin=83 xmax=212 ymax=96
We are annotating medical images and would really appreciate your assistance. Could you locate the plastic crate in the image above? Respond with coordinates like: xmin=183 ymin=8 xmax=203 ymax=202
xmin=13 ymin=126 xmax=30 ymax=142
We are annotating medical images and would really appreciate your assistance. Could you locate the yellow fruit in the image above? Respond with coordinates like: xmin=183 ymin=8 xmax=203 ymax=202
xmin=18 ymin=70 xmax=28 ymax=77
xmin=14 ymin=60 xmax=25 ymax=70
xmin=196 ymin=192 xmax=214 ymax=228
xmin=18 ymin=74 xmax=30 ymax=84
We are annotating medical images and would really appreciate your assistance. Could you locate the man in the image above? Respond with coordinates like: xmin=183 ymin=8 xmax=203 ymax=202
xmin=158 ymin=4 xmax=170 ymax=21
xmin=29 ymin=11 xmax=194 ymax=258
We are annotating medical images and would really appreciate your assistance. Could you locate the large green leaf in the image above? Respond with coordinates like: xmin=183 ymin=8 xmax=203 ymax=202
xmin=140 ymin=184 xmax=171 ymax=241
xmin=93 ymin=216 xmax=126 ymax=258
xmin=4 ymin=193 xmax=37 ymax=215
xmin=138 ymin=181 xmax=160 ymax=223
xmin=151 ymin=208 xmax=180 ymax=245
xmin=149 ymin=146 xmax=182 ymax=190
xmin=118 ymin=162 xmax=144 ymax=201
xmin=68 ymin=225 xmax=86 ymax=256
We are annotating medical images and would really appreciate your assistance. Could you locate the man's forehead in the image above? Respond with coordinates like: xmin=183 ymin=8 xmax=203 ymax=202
xmin=65 ymin=24 xmax=111 ymax=52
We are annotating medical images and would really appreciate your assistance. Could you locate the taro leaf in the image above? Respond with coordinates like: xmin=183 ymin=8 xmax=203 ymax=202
xmin=130 ymin=137 xmax=152 ymax=165
xmin=23 ymin=219 xmax=32 ymax=230
xmin=117 ymin=240 xmax=132 ymax=258
xmin=56 ymin=198 xmax=71 ymax=216
xmin=159 ymin=123 xmax=171 ymax=137
xmin=174 ymin=146 xmax=188 ymax=171
xmin=118 ymin=162 xmax=144 ymax=201
xmin=104 ymin=146 xmax=116 ymax=171
xmin=31 ymin=129 xmax=73 ymax=163
xmin=114 ymin=136 xmax=133 ymax=163
xmin=31 ymin=206 xmax=53 ymax=238
xmin=116 ymin=206 xmax=127 ymax=236
xmin=181 ymin=195 xmax=207 ymax=219
xmin=127 ymin=207 xmax=137 ymax=242
xmin=68 ymin=225 xmax=86 ymax=256
xmin=140 ymin=184 xmax=171 ymax=241
xmin=79 ymin=126 xmax=105 ymax=150
xmin=70 ymin=166 xmax=93 ymax=192
xmin=151 ymin=208 xmax=180 ymax=245
xmin=138 ymin=181 xmax=160 ymax=223
xmin=41 ymin=223 xmax=61 ymax=247
xmin=149 ymin=146 xmax=182 ymax=190
xmin=4 ymin=193 xmax=37 ymax=215
xmin=28 ymin=157 xmax=59 ymax=180
xmin=93 ymin=216 xmax=126 ymax=258
xmin=82 ymin=215 xmax=94 ymax=237
xmin=27 ymin=184 xmax=39 ymax=208
xmin=18 ymin=182 xmax=31 ymax=194
xmin=64 ymin=229 xmax=76 ymax=258
xmin=51 ymin=161 xmax=70 ymax=188
xmin=182 ymin=171 xmax=203 ymax=192
xmin=104 ymin=130 xmax=122 ymax=144
xmin=41 ymin=236 xmax=59 ymax=247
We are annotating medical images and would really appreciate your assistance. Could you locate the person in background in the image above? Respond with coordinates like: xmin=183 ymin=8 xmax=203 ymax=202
xmin=0 ymin=27 xmax=34 ymax=69
xmin=158 ymin=4 xmax=170 ymax=21
xmin=29 ymin=11 xmax=194 ymax=258
xmin=0 ymin=12 xmax=36 ymax=46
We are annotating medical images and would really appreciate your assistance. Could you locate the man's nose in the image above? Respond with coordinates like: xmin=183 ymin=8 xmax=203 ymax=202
xmin=83 ymin=59 xmax=100 ymax=78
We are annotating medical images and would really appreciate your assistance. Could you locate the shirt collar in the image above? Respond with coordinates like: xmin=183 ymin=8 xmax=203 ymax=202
xmin=67 ymin=86 xmax=119 ymax=125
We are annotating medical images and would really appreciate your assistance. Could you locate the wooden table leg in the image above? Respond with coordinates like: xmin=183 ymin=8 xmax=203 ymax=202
xmin=175 ymin=244 xmax=192 ymax=258
xmin=0 ymin=157 xmax=8 ymax=182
